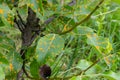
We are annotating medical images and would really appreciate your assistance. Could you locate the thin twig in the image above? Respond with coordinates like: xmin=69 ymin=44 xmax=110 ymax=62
xmin=68 ymin=0 xmax=76 ymax=6
xmin=69 ymin=59 xmax=100 ymax=79
xmin=92 ymin=7 xmax=119 ymax=18
xmin=49 ymin=59 xmax=100 ymax=80
xmin=59 ymin=0 xmax=104 ymax=35
xmin=17 ymin=10 xmax=26 ymax=27
xmin=14 ymin=17 xmax=23 ymax=32
xmin=84 ymin=59 xmax=100 ymax=73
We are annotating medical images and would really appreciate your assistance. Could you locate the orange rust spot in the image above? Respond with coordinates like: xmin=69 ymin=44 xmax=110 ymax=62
xmin=39 ymin=48 xmax=44 ymax=52
xmin=0 ymin=9 xmax=4 ymax=14
xmin=50 ymin=37 xmax=54 ymax=40
xmin=7 ymin=17 xmax=11 ymax=21
xmin=87 ymin=34 xmax=91 ymax=38
xmin=38 ymin=8 xmax=40 ymax=12
xmin=30 ymin=4 xmax=34 ymax=7
xmin=95 ymin=46 xmax=99 ymax=49
xmin=9 ymin=63 xmax=13 ymax=71
xmin=104 ymin=57 xmax=110 ymax=65
xmin=84 ymin=5 xmax=87 ymax=8
xmin=12 ymin=0 xmax=14 ymax=3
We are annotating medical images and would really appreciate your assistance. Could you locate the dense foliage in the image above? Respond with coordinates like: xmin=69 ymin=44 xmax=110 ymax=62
xmin=0 ymin=0 xmax=120 ymax=80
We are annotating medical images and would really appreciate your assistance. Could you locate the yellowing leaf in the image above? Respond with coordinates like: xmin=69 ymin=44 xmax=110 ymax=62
xmin=87 ymin=34 xmax=112 ymax=54
xmin=77 ymin=26 xmax=94 ymax=35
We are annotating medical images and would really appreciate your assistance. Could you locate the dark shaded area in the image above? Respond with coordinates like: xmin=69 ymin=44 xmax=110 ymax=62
xmin=14 ymin=7 xmax=45 ymax=80
xmin=39 ymin=64 xmax=51 ymax=80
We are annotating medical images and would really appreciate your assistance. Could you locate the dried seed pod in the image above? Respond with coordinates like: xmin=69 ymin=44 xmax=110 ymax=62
xmin=39 ymin=64 xmax=51 ymax=80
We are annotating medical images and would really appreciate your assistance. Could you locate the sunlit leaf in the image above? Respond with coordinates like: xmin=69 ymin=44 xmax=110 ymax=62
xmin=18 ymin=0 xmax=28 ymax=7
xmin=77 ymin=26 xmax=94 ymax=35
xmin=76 ymin=59 xmax=102 ymax=74
xmin=77 ymin=59 xmax=91 ymax=70
xmin=70 ymin=71 xmax=120 ymax=80
xmin=0 ymin=66 xmax=5 ymax=80
xmin=70 ymin=76 xmax=82 ymax=80
xmin=87 ymin=34 xmax=112 ymax=54
xmin=28 ymin=0 xmax=40 ymax=13
xmin=113 ymin=0 xmax=120 ymax=4
xmin=102 ymin=71 xmax=120 ymax=80
xmin=0 ymin=3 xmax=13 ymax=27
xmin=39 ymin=0 xmax=44 ymax=14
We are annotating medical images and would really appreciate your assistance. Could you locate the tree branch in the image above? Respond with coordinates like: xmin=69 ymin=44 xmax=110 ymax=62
xmin=68 ymin=0 xmax=76 ymax=6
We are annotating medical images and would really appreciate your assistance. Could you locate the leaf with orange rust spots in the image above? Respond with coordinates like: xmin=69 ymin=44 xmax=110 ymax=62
xmin=87 ymin=33 xmax=112 ymax=54
xmin=35 ymin=34 xmax=64 ymax=65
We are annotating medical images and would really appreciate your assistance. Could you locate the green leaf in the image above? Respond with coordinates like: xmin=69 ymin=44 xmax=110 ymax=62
xmin=76 ymin=59 xmax=102 ymax=74
xmin=0 ymin=3 xmax=13 ymax=27
xmin=64 ymin=5 xmax=73 ymax=10
xmin=0 ymin=53 xmax=9 ymax=65
xmin=113 ymin=0 xmax=120 ymax=4
xmin=87 ymin=34 xmax=112 ymax=54
xmin=70 ymin=71 xmax=120 ymax=80
xmin=22 ymin=0 xmax=44 ymax=22
xmin=77 ymin=26 xmax=94 ymax=35
xmin=0 ymin=66 xmax=5 ymax=80
xmin=39 ymin=0 xmax=44 ymax=14
xmin=102 ymin=71 xmax=120 ymax=80
xmin=26 ymin=45 xmax=36 ymax=59
xmin=70 ymin=76 xmax=82 ymax=80
xmin=28 ymin=0 xmax=40 ymax=13
xmin=0 ymin=33 xmax=15 ymax=51
xmin=35 ymin=34 xmax=64 ymax=65
xmin=6 ymin=51 xmax=22 ymax=72
xmin=30 ymin=59 xmax=39 ymax=78
xmin=0 ymin=18 xmax=4 ymax=26
xmin=77 ymin=59 xmax=91 ymax=70
xmin=0 ymin=3 xmax=12 ymax=17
